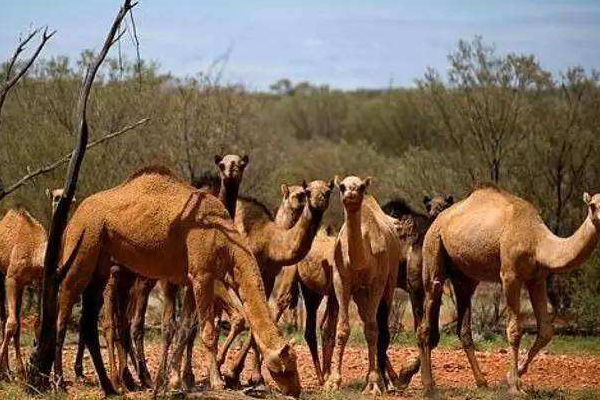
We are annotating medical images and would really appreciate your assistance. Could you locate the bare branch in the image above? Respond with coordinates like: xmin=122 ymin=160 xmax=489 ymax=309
xmin=0 ymin=118 xmax=149 ymax=201
xmin=0 ymin=27 xmax=56 ymax=130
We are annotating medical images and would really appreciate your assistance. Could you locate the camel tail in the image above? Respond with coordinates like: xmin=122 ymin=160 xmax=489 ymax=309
xmin=56 ymin=229 xmax=86 ymax=284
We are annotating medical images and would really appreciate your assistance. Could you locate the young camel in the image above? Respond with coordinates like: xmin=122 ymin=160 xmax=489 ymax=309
xmin=325 ymin=176 xmax=400 ymax=395
xmin=80 ymin=154 xmax=250 ymax=391
xmin=54 ymin=166 xmax=301 ymax=397
xmin=419 ymin=186 xmax=600 ymax=398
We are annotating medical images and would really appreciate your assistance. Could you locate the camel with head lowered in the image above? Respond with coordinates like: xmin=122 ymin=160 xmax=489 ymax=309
xmin=419 ymin=186 xmax=600 ymax=399
xmin=168 ymin=179 xmax=333 ymax=390
xmin=269 ymin=193 xmax=453 ymax=387
xmin=73 ymin=155 xmax=251 ymax=392
xmin=54 ymin=166 xmax=301 ymax=397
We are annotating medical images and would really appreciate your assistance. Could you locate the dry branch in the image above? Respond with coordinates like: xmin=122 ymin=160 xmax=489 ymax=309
xmin=0 ymin=27 xmax=56 ymax=132
xmin=26 ymin=0 xmax=137 ymax=392
xmin=0 ymin=117 xmax=149 ymax=201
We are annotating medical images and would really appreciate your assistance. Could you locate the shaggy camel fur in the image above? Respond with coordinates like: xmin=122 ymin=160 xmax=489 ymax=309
xmin=419 ymin=187 xmax=600 ymax=398
xmin=54 ymin=167 xmax=301 ymax=397
xmin=325 ymin=176 xmax=400 ymax=395
xmin=0 ymin=210 xmax=46 ymax=377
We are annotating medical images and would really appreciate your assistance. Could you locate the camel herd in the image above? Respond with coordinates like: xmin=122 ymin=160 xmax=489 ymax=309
xmin=0 ymin=153 xmax=599 ymax=399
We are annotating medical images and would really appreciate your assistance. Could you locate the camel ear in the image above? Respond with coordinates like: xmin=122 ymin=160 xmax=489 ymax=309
xmin=281 ymin=183 xmax=290 ymax=199
xmin=45 ymin=188 xmax=51 ymax=199
xmin=363 ymin=177 xmax=372 ymax=189
xmin=214 ymin=155 xmax=223 ymax=165
xmin=334 ymin=175 xmax=341 ymax=187
xmin=302 ymin=180 xmax=308 ymax=190
xmin=240 ymin=154 xmax=249 ymax=167
xmin=583 ymin=192 xmax=592 ymax=205
xmin=446 ymin=195 xmax=454 ymax=205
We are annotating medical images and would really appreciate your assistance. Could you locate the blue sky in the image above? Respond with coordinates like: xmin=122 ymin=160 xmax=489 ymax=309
xmin=2 ymin=0 xmax=599 ymax=90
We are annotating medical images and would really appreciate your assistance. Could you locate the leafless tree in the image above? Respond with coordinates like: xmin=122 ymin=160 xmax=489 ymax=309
xmin=26 ymin=0 xmax=139 ymax=392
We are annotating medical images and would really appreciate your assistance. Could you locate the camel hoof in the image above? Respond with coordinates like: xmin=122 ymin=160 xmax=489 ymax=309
xmin=423 ymin=387 xmax=438 ymax=400
xmin=362 ymin=382 xmax=384 ymax=396
xmin=210 ymin=376 xmax=226 ymax=391
xmin=324 ymin=376 xmax=341 ymax=392
xmin=476 ymin=379 xmax=489 ymax=388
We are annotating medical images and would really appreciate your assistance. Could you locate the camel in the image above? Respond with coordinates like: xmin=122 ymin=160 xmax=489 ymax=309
xmin=418 ymin=186 xmax=600 ymax=398
xmin=79 ymin=154 xmax=250 ymax=392
xmin=170 ymin=179 xmax=332 ymax=389
xmin=269 ymin=193 xmax=454 ymax=387
xmin=54 ymin=166 xmax=301 ymax=397
xmin=324 ymin=176 xmax=400 ymax=395
xmin=0 ymin=210 xmax=46 ymax=378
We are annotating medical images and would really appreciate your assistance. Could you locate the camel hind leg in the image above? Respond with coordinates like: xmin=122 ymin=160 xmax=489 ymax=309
xmin=450 ymin=273 xmax=487 ymax=387
xmin=130 ymin=277 xmax=155 ymax=389
xmin=419 ymin=231 xmax=446 ymax=399
xmin=321 ymin=293 xmax=338 ymax=381
xmin=153 ymin=282 xmax=179 ymax=395
xmin=299 ymin=282 xmax=325 ymax=385
xmin=0 ymin=277 xmax=24 ymax=378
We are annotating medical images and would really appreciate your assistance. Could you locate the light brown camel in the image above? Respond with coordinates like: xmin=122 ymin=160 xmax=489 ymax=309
xmin=87 ymin=154 xmax=250 ymax=392
xmin=0 ymin=210 xmax=46 ymax=377
xmin=171 ymin=179 xmax=332 ymax=389
xmin=269 ymin=194 xmax=454 ymax=388
xmin=418 ymin=186 xmax=600 ymax=398
xmin=324 ymin=176 xmax=400 ymax=395
xmin=54 ymin=166 xmax=301 ymax=397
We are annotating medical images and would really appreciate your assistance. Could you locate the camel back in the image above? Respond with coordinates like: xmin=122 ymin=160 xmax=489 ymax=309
xmin=0 ymin=209 xmax=47 ymax=273
xmin=235 ymin=196 xmax=273 ymax=234
xmin=73 ymin=167 xmax=229 ymax=249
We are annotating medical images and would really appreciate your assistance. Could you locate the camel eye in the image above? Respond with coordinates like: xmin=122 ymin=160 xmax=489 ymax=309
xmin=339 ymin=184 xmax=346 ymax=192
xmin=359 ymin=184 xmax=366 ymax=191
xmin=54 ymin=196 xmax=61 ymax=202
xmin=296 ymin=192 xmax=305 ymax=202
xmin=219 ymin=163 xmax=226 ymax=171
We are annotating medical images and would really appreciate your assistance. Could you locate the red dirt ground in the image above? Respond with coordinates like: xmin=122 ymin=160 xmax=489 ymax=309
xmin=40 ymin=339 xmax=600 ymax=399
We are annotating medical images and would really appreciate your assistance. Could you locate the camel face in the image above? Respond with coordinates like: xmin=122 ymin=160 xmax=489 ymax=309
xmin=264 ymin=343 xmax=301 ymax=397
xmin=335 ymin=176 xmax=370 ymax=212
xmin=304 ymin=179 xmax=334 ymax=211
xmin=583 ymin=192 xmax=600 ymax=227
xmin=46 ymin=188 xmax=76 ymax=213
xmin=282 ymin=184 xmax=306 ymax=214
xmin=424 ymin=194 xmax=454 ymax=219
xmin=215 ymin=154 xmax=248 ymax=183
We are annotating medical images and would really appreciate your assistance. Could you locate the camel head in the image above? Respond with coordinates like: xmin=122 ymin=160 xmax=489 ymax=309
xmin=281 ymin=183 xmax=307 ymax=215
xmin=335 ymin=175 xmax=371 ymax=212
xmin=264 ymin=341 xmax=301 ymax=397
xmin=583 ymin=192 xmax=600 ymax=228
xmin=46 ymin=188 xmax=76 ymax=214
xmin=303 ymin=179 xmax=334 ymax=212
xmin=214 ymin=154 xmax=249 ymax=184
xmin=424 ymin=194 xmax=454 ymax=219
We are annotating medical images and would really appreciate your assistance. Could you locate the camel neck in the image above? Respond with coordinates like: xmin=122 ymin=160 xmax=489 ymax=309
xmin=219 ymin=179 xmax=240 ymax=220
xmin=344 ymin=206 xmax=366 ymax=267
xmin=537 ymin=214 xmax=599 ymax=273
xmin=275 ymin=202 xmax=302 ymax=229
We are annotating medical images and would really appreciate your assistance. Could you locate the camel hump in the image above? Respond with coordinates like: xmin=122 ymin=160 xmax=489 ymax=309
xmin=7 ymin=209 xmax=45 ymax=232
xmin=125 ymin=164 xmax=186 ymax=184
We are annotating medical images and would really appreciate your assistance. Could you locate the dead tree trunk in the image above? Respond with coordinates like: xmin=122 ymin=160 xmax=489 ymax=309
xmin=26 ymin=0 xmax=138 ymax=392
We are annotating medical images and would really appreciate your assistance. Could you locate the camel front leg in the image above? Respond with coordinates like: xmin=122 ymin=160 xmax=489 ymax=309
xmin=130 ymin=278 xmax=155 ymax=389
xmin=324 ymin=275 xmax=350 ymax=392
xmin=0 ymin=273 xmax=7 ymax=369
xmin=192 ymin=274 xmax=225 ymax=390
xmin=501 ymin=272 xmax=523 ymax=396
xmin=73 ymin=326 xmax=86 ymax=380
xmin=321 ymin=293 xmax=338 ymax=382
xmin=451 ymin=274 xmax=487 ymax=387
xmin=518 ymin=279 xmax=553 ymax=377
xmin=355 ymin=288 xmax=385 ymax=395
xmin=0 ymin=278 xmax=22 ymax=378
xmin=12 ymin=284 xmax=24 ymax=378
